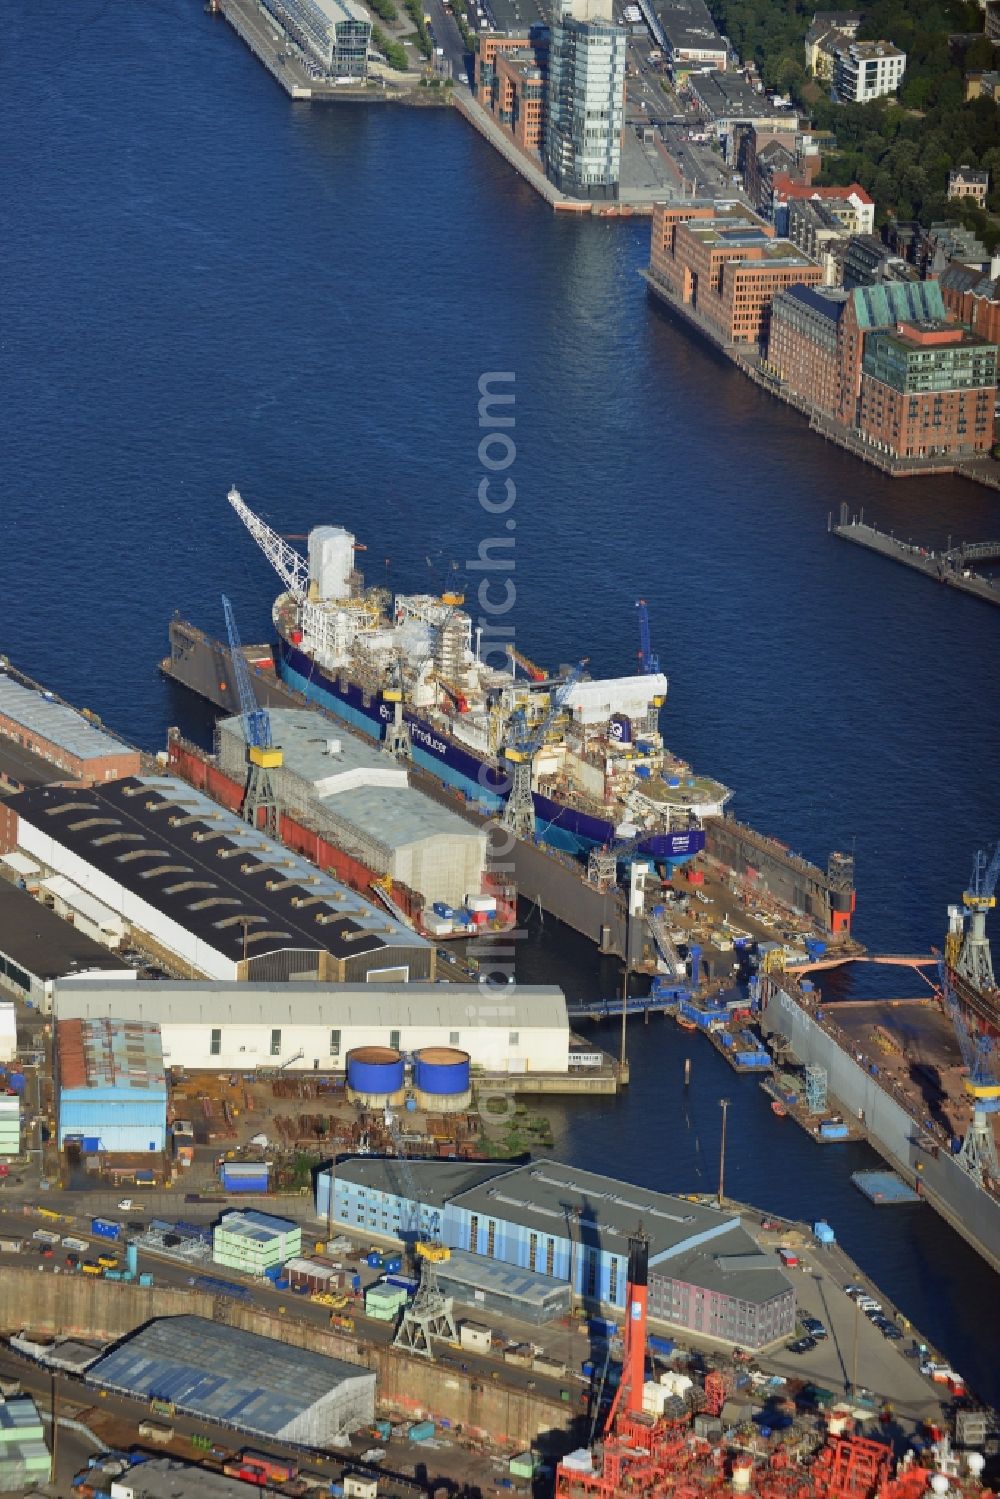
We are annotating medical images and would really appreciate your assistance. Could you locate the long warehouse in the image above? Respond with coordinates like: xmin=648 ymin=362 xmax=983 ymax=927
xmin=53 ymin=979 xmax=571 ymax=1075
xmin=86 ymin=1316 xmax=375 ymax=1444
xmin=0 ymin=777 xmax=431 ymax=982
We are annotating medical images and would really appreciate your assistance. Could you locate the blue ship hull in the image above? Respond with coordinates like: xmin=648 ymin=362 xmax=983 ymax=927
xmin=277 ymin=635 xmax=704 ymax=864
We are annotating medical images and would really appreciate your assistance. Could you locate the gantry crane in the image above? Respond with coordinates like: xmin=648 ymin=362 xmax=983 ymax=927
xmin=936 ymin=956 xmax=1000 ymax=1186
xmin=380 ymin=1109 xmax=457 ymax=1359
xmin=635 ymin=599 xmax=660 ymax=676
xmin=946 ymin=841 xmax=1000 ymax=993
xmin=501 ymin=659 xmax=588 ymax=838
xmin=221 ymin=595 xmax=284 ymax=838
xmin=587 ymin=824 xmax=649 ymax=893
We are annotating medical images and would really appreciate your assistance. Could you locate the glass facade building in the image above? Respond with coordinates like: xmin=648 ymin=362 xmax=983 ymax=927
xmin=261 ymin=0 xmax=371 ymax=77
xmin=545 ymin=16 xmax=626 ymax=199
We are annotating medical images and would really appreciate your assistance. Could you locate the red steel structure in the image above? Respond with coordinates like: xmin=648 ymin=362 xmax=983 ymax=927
xmin=556 ymin=1235 xmax=994 ymax=1499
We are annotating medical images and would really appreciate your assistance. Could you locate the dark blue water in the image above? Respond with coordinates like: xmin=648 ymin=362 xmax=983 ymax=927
xmin=3 ymin=0 xmax=998 ymax=1400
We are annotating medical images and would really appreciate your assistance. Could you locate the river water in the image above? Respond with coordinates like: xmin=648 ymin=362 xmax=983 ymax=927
xmin=2 ymin=0 xmax=998 ymax=1402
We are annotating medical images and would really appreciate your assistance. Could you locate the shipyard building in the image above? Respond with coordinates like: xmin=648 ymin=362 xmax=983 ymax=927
xmin=53 ymin=979 xmax=571 ymax=1077
xmin=215 ymin=708 xmax=488 ymax=911
xmin=0 ymin=882 xmax=135 ymax=1013
xmin=317 ymin=1157 xmax=795 ymax=1347
xmin=0 ymin=671 xmax=140 ymax=786
xmin=86 ymin=1316 xmax=375 ymax=1444
xmin=56 ymin=1015 xmax=167 ymax=1154
xmin=0 ymin=777 xmax=431 ymax=983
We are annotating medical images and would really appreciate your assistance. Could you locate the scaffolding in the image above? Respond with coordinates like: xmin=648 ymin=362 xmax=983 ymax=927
xmin=804 ymin=1064 xmax=828 ymax=1114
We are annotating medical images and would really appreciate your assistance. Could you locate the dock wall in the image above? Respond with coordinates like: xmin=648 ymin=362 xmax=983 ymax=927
xmin=760 ymin=982 xmax=1000 ymax=1273
xmin=2 ymin=1268 xmax=572 ymax=1448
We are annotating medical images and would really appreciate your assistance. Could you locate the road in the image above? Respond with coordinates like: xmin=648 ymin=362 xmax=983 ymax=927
xmin=424 ymin=0 xmax=471 ymax=85
xmin=0 ymin=1196 xmax=959 ymax=1436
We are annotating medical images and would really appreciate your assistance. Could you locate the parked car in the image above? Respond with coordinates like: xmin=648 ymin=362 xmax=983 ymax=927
xmin=882 ymin=1325 xmax=903 ymax=1341
xmin=844 ymin=1284 xmax=865 ymax=1297
xmin=788 ymin=1336 xmax=817 ymax=1354
xmin=801 ymin=1317 xmax=828 ymax=1340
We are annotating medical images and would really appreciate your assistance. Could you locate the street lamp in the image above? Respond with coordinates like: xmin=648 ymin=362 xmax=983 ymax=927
xmin=718 ymin=1098 xmax=730 ymax=1208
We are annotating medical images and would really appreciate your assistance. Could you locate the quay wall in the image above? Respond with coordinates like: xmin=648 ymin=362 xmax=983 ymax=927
xmin=1 ymin=1268 xmax=571 ymax=1448
xmin=760 ymin=982 xmax=1000 ymax=1273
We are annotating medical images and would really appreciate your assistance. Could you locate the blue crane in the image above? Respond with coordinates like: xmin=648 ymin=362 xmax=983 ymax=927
xmin=947 ymin=840 xmax=1000 ymax=992
xmin=635 ymin=599 xmax=659 ymax=676
xmin=221 ymin=594 xmax=283 ymax=836
xmin=935 ymin=956 xmax=1000 ymax=1186
xmin=501 ymin=659 xmax=588 ymax=838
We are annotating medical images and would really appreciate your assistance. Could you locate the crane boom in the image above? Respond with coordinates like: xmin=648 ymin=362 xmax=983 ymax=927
xmin=636 ymin=599 xmax=660 ymax=676
xmin=221 ymin=596 xmax=273 ymax=751
xmin=228 ymin=486 xmax=310 ymax=597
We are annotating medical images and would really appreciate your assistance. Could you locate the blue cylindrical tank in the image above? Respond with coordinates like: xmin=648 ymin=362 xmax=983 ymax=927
xmin=346 ymin=1047 xmax=405 ymax=1105
xmin=412 ymin=1048 xmax=472 ymax=1112
xmin=126 ymin=1242 xmax=139 ymax=1276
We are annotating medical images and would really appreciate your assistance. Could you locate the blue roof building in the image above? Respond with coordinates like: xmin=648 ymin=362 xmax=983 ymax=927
xmin=57 ymin=1016 xmax=166 ymax=1154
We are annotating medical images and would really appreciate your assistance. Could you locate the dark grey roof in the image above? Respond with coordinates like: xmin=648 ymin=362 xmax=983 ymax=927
xmin=656 ymin=0 xmax=724 ymax=54
xmin=652 ymin=1223 xmax=792 ymax=1305
xmin=6 ymin=778 xmax=426 ymax=968
xmin=330 ymin=1154 xmax=509 ymax=1210
xmin=437 ymin=1248 xmax=570 ymax=1307
xmin=451 ymin=1159 xmax=739 ymax=1262
xmin=0 ymin=883 xmax=132 ymax=982
xmin=0 ymin=736 xmax=66 ymax=791
xmin=87 ymin=1316 xmax=373 ymax=1437
xmin=483 ymin=0 xmax=546 ymax=32
xmin=780 ymin=283 xmax=849 ymax=322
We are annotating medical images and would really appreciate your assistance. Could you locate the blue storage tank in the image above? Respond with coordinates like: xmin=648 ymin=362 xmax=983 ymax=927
xmin=126 ymin=1242 xmax=139 ymax=1276
xmin=346 ymin=1047 xmax=405 ymax=1105
xmin=412 ymin=1047 xmax=472 ymax=1112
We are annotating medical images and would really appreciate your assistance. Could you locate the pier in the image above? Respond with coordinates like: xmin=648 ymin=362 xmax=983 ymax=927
xmin=830 ymin=504 xmax=1000 ymax=609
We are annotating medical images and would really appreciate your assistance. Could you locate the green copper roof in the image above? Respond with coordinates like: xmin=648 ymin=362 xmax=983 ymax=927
xmin=850 ymin=281 xmax=945 ymax=329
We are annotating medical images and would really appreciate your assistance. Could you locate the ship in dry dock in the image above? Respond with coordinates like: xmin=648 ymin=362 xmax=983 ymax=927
xmin=228 ymin=487 xmax=732 ymax=869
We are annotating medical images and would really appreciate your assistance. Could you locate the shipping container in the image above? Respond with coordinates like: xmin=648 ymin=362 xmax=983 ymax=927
xmin=62 ymin=1237 xmax=89 ymax=1254
xmin=91 ymin=1218 xmax=121 ymax=1240
xmin=408 ymin=1421 xmax=436 ymax=1443
xmin=32 ymin=1229 xmax=61 ymax=1245
xmin=778 ymin=1248 xmax=799 ymax=1267
xmin=0 ymin=1239 xmax=24 ymax=1254
xmin=238 ymin=1452 xmax=298 ymax=1483
xmin=220 ymin=1162 xmax=270 ymax=1193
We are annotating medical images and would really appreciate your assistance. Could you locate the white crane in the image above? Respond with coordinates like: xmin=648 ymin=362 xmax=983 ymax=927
xmin=228 ymin=486 xmax=310 ymax=596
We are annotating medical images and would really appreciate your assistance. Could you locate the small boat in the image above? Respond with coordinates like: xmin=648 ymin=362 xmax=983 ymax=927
xmin=771 ymin=1101 xmax=788 ymax=1117
xmin=677 ymin=1016 xmax=698 ymax=1032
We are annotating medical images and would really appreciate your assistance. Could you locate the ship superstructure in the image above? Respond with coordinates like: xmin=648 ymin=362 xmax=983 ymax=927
xmin=229 ymin=489 xmax=732 ymax=863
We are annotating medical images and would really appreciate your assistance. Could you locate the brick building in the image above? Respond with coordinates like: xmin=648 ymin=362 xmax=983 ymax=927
xmin=766 ymin=278 xmax=997 ymax=450
xmin=474 ymin=29 xmax=547 ymax=108
xmin=858 ymin=321 xmax=996 ymax=458
xmin=767 ymin=284 xmax=848 ymax=416
xmin=940 ymin=264 xmax=1000 ymax=346
xmin=0 ymin=675 xmax=140 ymax=787
xmin=648 ymin=202 xmax=823 ymax=347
